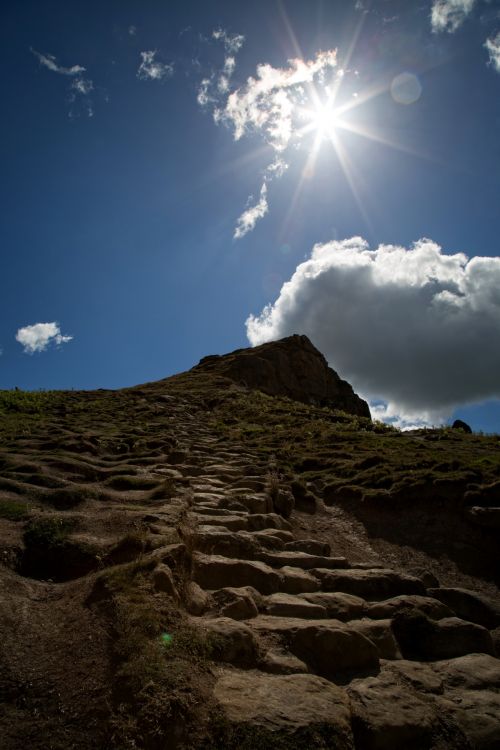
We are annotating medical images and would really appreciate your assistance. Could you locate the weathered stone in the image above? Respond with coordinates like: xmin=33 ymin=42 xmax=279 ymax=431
xmin=348 ymin=671 xmax=465 ymax=750
xmin=197 ymin=617 xmax=259 ymax=667
xmin=192 ymin=553 xmax=282 ymax=595
xmin=263 ymin=592 xmax=327 ymax=619
xmin=383 ymin=659 xmax=444 ymax=694
xmin=213 ymin=671 xmax=354 ymax=748
xmin=152 ymin=564 xmax=178 ymax=598
xmin=368 ymin=595 xmax=453 ymax=621
xmin=434 ymin=690 xmax=500 ymax=749
xmin=428 ymin=587 xmax=500 ymax=629
xmin=279 ymin=565 xmax=320 ymax=594
xmin=194 ymin=514 xmax=248 ymax=531
xmin=246 ymin=513 xmax=292 ymax=532
xmin=290 ymin=623 xmax=380 ymax=679
xmin=315 ymin=568 xmax=426 ymax=599
xmin=260 ymin=550 xmax=348 ymax=570
xmin=212 ymin=587 xmax=259 ymax=620
xmin=184 ymin=581 xmax=209 ymax=615
xmin=272 ymin=488 xmax=294 ymax=519
xmin=194 ymin=527 xmax=261 ymax=559
xmin=392 ymin=611 xmax=494 ymax=660
xmin=350 ymin=619 xmax=402 ymax=660
xmin=432 ymin=653 xmax=500 ymax=690
xmin=299 ymin=591 xmax=367 ymax=621
xmin=285 ymin=538 xmax=331 ymax=556
xmin=260 ymin=648 xmax=309 ymax=675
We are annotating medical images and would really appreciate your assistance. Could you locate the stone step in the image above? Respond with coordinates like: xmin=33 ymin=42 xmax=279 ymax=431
xmin=213 ymin=670 xmax=353 ymax=747
xmin=313 ymin=567 xmax=426 ymax=600
xmin=248 ymin=615 xmax=380 ymax=679
xmin=279 ymin=565 xmax=321 ymax=594
xmin=299 ymin=592 xmax=368 ymax=621
xmin=367 ymin=594 xmax=454 ymax=621
xmin=259 ymin=551 xmax=348 ymax=571
xmin=284 ymin=539 xmax=331 ymax=556
xmin=193 ymin=514 xmax=249 ymax=531
xmin=262 ymin=592 xmax=327 ymax=619
xmin=428 ymin=587 xmax=500 ymax=629
xmin=192 ymin=552 xmax=282 ymax=595
xmin=194 ymin=528 xmax=261 ymax=559
xmin=246 ymin=513 xmax=293 ymax=532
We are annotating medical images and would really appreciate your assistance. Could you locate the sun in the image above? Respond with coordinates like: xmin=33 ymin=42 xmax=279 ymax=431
xmin=306 ymin=99 xmax=339 ymax=141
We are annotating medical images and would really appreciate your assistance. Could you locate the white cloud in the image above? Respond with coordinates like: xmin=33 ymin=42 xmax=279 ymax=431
xmin=430 ymin=0 xmax=476 ymax=33
xmin=137 ymin=51 xmax=174 ymax=81
xmin=246 ymin=237 xmax=500 ymax=425
xmin=485 ymin=32 xmax=500 ymax=73
xmin=15 ymin=322 xmax=73 ymax=354
xmin=198 ymin=47 xmax=340 ymax=237
xmin=31 ymin=48 xmax=86 ymax=76
xmin=212 ymin=29 xmax=245 ymax=54
xmin=234 ymin=183 xmax=268 ymax=239
xmin=31 ymin=48 xmax=95 ymax=118
xmin=128 ymin=25 xmax=137 ymax=36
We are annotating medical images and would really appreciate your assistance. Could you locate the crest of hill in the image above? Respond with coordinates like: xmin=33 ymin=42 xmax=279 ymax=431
xmin=194 ymin=334 xmax=370 ymax=419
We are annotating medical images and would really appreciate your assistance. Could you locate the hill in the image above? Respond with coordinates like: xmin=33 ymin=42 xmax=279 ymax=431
xmin=0 ymin=336 xmax=499 ymax=749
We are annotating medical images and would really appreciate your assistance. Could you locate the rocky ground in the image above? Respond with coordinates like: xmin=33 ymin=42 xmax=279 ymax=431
xmin=1 ymin=337 xmax=499 ymax=749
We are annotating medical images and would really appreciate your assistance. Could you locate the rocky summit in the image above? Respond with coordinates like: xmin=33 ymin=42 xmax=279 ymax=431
xmin=195 ymin=334 xmax=371 ymax=418
xmin=0 ymin=336 xmax=499 ymax=749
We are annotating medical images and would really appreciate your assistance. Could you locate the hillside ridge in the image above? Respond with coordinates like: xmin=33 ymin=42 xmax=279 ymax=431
xmin=0 ymin=336 xmax=499 ymax=748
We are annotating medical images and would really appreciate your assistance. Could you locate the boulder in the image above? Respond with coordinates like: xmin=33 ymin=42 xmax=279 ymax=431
xmin=314 ymin=568 xmax=426 ymax=600
xmin=392 ymin=610 xmax=494 ymax=660
xmin=195 ymin=334 xmax=371 ymax=417
xmin=299 ymin=591 xmax=368 ymax=621
xmin=349 ymin=619 xmax=402 ymax=660
xmin=279 ymin=565 xmax=320 ymax=594
xmin=212 ymin=586 xmax=259 ymax=620
xmin=192 ymin=553 xmax=282 ymax=595
xmin=432 ymin=653 xmax=500 ymax=690
xmin=197 ymin=617 xmax=259 ymax=667
xmin=348 ymin=670 xmax=467 ymax=750
xmin=259 ymin=648 xmax=309 ymax=675
xmin=213 ymin=671 xmax=354 ymax=749
xmin=452 ymin=419 xmax=472 ymax=434
xmin=428 ymin=587 xmax=500 ymax=629
xmin=152 ymin=564 xmax=179 ymax=599
xmin=368 ymin=595 xmax=453 ymax=621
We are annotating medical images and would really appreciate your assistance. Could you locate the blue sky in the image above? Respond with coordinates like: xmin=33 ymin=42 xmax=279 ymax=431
xmin=1 ymin=0 xmax=500 ymax=430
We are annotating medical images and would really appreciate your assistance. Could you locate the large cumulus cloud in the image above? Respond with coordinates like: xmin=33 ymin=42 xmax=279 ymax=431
xmin=246 ymin=237 xmax=500 ymax=425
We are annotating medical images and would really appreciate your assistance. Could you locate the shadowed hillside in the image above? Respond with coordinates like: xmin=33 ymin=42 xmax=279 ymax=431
xmin=1 ymin=336 xmax=499 ymax=749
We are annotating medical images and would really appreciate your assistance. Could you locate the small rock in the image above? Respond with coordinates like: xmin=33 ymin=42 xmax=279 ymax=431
xmin=198 ymin=617 xmax=259 ymax=667
xmin=152 ymin=564 xmax=179 ymax=598
xmin=184 ymin=581 xmax=209 ymax=615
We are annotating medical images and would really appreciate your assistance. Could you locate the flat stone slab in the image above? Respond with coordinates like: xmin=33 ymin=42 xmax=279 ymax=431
xmin=428 ymin=587 xmax=500 ymax=629
xmin=263 ymin=593 xmax=327 ymax=619
xmin=192 ymin=553 xmax=282 ymax=595
xmin=279 ymin=565 xmax=320 ymax=594
xmin=314 ymin=568 xmax=426 ymax=600
xmin=260 ymin=551 xmax=348 ymax=570
xmin=348 ymin=670 xmax=464 ymax=750
xmin=249 ymin=616 xmax=379 ymax=678
xmin=213 ymin=670 xmax=354 ymax=748
xmin=368 ymin=594 xmax=453 ymax=621
xmin=299 ymin=592 xmax=368 ymax=621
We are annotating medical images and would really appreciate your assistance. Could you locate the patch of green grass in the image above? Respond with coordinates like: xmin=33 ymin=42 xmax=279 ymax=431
xmin=0 ymin=498 xmax=29 ymax=520
xmin=0 ymin=389 xmax=61 ymax=415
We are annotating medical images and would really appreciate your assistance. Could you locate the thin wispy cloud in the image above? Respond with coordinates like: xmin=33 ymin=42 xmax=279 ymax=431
xmin=137 ymin=51 xmax=174 ymax=81
xmin=16 ymin=322 xmax=73 ymax=355
xmin=246 ymin=237 xmax=500 ymax=427
xmin=485 ymin=32 xmax=500 ymax=73
xmin=31 ymin=48 xmax=86 ymax=76
xmin=31 ymin=47 xmax=95 ymax=118
xmin=198 ymin=42 xmax=341 ymax=238
xmin=128 ymin=25 xmax=137 ymax=37
xmin=234 ymin=183 xmax=268 ymax=239
xmin=430 ymin=0 xmax=476 ymax=33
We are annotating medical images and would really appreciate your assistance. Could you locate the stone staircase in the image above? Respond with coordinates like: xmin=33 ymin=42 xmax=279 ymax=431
xmin=165 ymin=434 xmax=500 ymax=749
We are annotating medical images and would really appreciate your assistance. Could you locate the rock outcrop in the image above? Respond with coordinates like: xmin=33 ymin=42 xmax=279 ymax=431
xmin=195 ymin=334 xmax=371 ymax=418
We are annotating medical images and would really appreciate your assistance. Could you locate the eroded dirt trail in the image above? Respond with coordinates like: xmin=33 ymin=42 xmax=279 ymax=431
xmin=1 ymin=383 xmax=500 ymax=748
